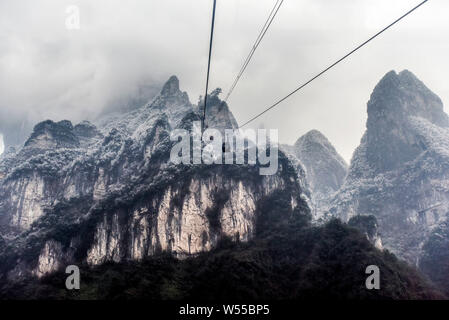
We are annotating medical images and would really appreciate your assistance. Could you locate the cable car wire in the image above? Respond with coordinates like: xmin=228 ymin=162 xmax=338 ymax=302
xmin=224 ymin=0 xmax=284 ymax=103
xmin=202 ymin=0 xmax=218 ymax=131
xmin=239 ymin=0 xmax=429 ymax=128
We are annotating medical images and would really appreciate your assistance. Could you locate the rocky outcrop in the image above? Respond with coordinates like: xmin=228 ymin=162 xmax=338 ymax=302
xmin=282 ymin=130 xmax=347 ymax=220
xmin=200 ymin=88 xmax=239 ymax=133
xmin=33 ymin=240 xmax=64 ymax=278
xmin=0 ymin=120 xmax=102 ymax=233
xmin=0 ymin=76 xmax=190 ymax=235
xmin=24 ymin=120 xmax=80 ymax=150
xmin=329 ymin=70 xmax=449 ymax=265
xmin=348 ymin=215 xmax=383 ymax=250
xmin=0 ymin=76 xmax=309 ymax=281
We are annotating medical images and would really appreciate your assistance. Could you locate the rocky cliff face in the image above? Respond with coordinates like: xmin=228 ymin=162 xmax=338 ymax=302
xmin=329 ymin=70 xmax=449 ymax=266
xmin=0 ymin=76 xmax=309 ymax=281
xmin=282 ymin=130 xmax=347 ymax=220
xmin=198 ymin=88 xmax=239 ymax=134
xmin=0 ymin=119 xmax=102 ymax=233
xmin=348 ymin=215 xmax=383 ymax=250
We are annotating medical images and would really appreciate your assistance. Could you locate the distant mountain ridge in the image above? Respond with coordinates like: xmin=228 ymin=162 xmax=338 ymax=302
xmin=282 ymin=130 xmax=348 ymax=220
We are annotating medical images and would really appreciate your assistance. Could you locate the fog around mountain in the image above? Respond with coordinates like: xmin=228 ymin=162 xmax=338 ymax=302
xmin=1 ymin=0 xmax=448 ymax=162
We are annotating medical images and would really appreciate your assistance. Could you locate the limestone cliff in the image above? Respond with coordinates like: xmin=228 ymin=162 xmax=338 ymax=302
xmin=0 ymin=76 xmax=309 ymax=280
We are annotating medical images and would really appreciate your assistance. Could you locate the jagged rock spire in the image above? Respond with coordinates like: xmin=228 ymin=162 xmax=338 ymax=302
xmin=161 ymin=75 xmax=180 ymax=97
xmin=293 ymin=129 xmax=347 ymax=199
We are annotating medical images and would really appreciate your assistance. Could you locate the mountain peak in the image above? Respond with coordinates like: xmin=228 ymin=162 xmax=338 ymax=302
xmin=24 ymin=120 xmax=80 ymax=150
xmin=294 ymin=130 xmax=344 ymax=161
xmin=144 ymin=75 xmax=192 ymax=128
xmin=297 ymin=129 xmax=330 ymax=146
xmin=368 ymin=70 xmax=447 ymax=128
xmin=331 ymin=70 xmax=449 ymax=276
xmin=372 ymin=69 xmax=423 ymax=89
xmin=363 ymin=70 xmax=449 ymax=173
xmin=161 ymin=75 xmax=180 ymax=96
xmin=200 ymin=89 xmax=238 ymax=131
xmin=398 ymin=69 xmax=427 ymax=87
xmin=292 ymin=130 xmax=348 ymax=202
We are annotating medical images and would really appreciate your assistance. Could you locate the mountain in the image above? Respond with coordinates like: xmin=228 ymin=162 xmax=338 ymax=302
xmin=329 ymin=70 xmax=449 ymax=288
xmin=282 ymin=130 xmax=348 ymax=219
xmin=0 ymin=75 xmax=310 ymax=280
xmin=199 ymin=88 xmax=239 ymax=132
xmin=0 ymin=74 xmax=442 ymax=299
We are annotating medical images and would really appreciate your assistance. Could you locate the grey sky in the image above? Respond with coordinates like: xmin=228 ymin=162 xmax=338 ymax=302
xmin=0 ymin=0 xmax=448 ymax=161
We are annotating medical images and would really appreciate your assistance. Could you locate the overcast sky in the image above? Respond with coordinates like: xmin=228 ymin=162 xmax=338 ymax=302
xmin=0 ymin=0 xmax=448 ymax=161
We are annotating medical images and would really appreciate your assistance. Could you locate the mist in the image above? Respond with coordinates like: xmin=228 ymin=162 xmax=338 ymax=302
xmin=0 ymin=0 xmax=448 ymax=161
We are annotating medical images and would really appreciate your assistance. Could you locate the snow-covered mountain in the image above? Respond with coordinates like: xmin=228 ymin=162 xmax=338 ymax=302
xmin=0 ymin=72 xmax=445 ymax=299
xmin=0 ymin=76 xmax=310 ymax=280
xmin=282 ymin=130 xmax=348 ymax=220
xmin=329 ymin=70 xmax=449 ymax=270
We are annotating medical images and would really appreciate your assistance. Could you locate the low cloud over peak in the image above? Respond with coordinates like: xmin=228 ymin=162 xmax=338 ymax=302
xmin=0 ymin=0 xmax=448 ymax=162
